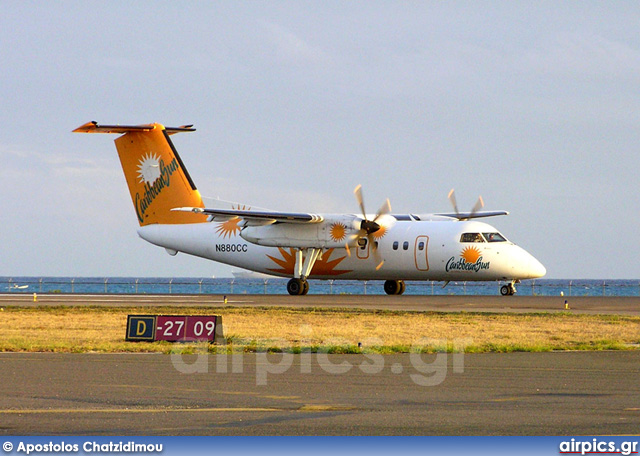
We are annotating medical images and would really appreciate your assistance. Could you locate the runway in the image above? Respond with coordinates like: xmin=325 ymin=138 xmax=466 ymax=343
xmin=1 ymin=294 xmax=639 ymax=435
xmin=2 ymin=293 xmax=640 ymax=315
xmin=0 ymin=351 xmax=639 ymax=435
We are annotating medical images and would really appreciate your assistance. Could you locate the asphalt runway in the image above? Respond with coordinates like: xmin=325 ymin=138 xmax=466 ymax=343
xmin=2 ymin=293 xmax=640 ymax=315
xmin=0 ymin=294 xmax=639 ymax=435
xmin=0 ymin=351 xmax=639 ymax=435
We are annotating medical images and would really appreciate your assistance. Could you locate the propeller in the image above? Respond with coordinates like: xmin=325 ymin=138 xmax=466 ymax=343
xmin=448 ymin=188 xmax=484 ymax=220
xmin=351 ymin=185 xmax=391 ymax=270
xmin=447 ymin=188 xmax=459 ymax=216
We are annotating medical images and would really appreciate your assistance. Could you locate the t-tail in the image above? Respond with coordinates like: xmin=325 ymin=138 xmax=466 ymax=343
xmin=73 ymin=121 xmax=207 ymax=226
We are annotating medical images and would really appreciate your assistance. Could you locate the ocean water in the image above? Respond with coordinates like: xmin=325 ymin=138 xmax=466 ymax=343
xmin=1 ymin=277 xmax=639 ymax=297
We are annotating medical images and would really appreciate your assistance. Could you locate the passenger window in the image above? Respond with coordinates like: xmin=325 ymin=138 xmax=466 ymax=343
xmin=393 ymin=241 xmax=399 ymax=250
xmin=418 ymin=241 xmax=424 ymax=251
xmin=403 ymin=241 xmax=409 ymax=250
xmin=483 ymin=232 xmax=507 ymax=242
xmin=460 ymin=233 xmax=485 ymax=243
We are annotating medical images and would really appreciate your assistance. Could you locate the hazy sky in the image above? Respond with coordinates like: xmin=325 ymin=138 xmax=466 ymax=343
xmin=2 ymin=2 xmax=639 ymax=279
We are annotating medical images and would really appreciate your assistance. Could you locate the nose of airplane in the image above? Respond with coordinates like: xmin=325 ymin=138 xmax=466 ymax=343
xmin=510 ymin=246 xmax=546 ymax=279
xmin=528 ymin=255 xmax=546 ymax=278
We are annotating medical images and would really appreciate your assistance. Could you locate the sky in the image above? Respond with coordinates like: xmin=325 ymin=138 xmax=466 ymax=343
xmin=1 ymin=1 xmax=639 ymax=279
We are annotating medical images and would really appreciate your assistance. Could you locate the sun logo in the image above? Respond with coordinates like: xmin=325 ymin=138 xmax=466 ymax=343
xmin=372 ymin=225 xmax=387 ymax=240
xmin=330 ymin=223 xmax=347 ymax=242
xmin=215 ymin=205 xmax=250 ymax=239
xmin=267 ymin=248 xmax=351 ymax=276
xmin=215 ymin=218 xmax=241 ymax=238
xmin=137 ymin=152 xmax=161 ymax=185
xmin=461 ymin=246 xmax=482 ymax=264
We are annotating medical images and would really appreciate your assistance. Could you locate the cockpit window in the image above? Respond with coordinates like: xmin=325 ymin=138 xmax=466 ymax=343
xmin=460 ymin=233 xmax=484 ymax=243
xmin=483 ymin=232 xmax=507 ymax=242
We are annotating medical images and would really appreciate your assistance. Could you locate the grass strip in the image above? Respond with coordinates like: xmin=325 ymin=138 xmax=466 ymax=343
xmin=0 ymin=305 xmax=638 ymax=354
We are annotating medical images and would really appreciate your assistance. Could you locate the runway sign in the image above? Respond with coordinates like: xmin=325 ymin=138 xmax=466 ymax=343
xmin=126 ymin=315 xmax=156 ymax=341
xmin=126 ymin=315 xmax=224 ymax=343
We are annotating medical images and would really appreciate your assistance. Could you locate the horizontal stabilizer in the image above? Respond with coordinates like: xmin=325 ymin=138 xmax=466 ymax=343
xmin=75 ymin=120 xmax=205 ymax=225
xmin=173 ymin=207 xmax=324 ymax=224
xmin=73 ymin=121 xmax=195 ymax=135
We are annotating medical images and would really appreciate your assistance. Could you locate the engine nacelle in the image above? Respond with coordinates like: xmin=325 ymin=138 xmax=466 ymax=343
xmin=240 ymin=216 xmax=360 ymax=248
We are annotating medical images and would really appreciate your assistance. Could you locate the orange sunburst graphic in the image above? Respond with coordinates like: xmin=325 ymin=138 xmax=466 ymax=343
xmin=330 ymin=223 xmax=347 ymax=242
xmin=215 ymin=217 xmax=241 ymax=238
xmin=266 ymin=248 xmax=352 ymax=277
xmin=372 ymin=225 xmax=387 ymax=240
xmin=214 ymin=204 xmax=250 ymax=239
xmin=461 ymin=246 xmax=482 ymax=264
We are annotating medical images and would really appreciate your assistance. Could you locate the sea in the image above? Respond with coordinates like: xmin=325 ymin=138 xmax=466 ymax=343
xmin=1 ymin=277 xmax=639 ymax=297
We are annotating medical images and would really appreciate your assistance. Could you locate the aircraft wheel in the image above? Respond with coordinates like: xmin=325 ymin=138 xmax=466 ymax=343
xmin=500 ymin=284 xmax=515 ymax=296
xmin=302 ymin=280 xmax=310 ymax=295
xmin=383 ymin=280 xmax=397 ymax=295
xmin=287 ymin=278 xmax=305 ymax=295
xmin=398 ymin=280 xmax=406 ymax=295
xmin=384 ymin=279 xmax=404 ymax=295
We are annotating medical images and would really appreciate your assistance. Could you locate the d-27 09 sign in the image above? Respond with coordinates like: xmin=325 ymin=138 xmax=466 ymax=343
xmin=126 ymin=315 xmax=224 ymax=343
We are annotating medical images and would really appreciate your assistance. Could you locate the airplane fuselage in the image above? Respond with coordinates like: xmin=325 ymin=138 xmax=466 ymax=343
xmin=74 ymin=121 xmax=545 ymax=296
xmin=138 ymin=216 xmax=545 ymax=282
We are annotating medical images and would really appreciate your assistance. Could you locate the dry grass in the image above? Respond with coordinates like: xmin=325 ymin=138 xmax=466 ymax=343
xmin=0 ymin=306 xmax=638 ymax=353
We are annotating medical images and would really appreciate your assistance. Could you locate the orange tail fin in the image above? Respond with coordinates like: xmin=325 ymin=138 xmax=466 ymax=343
xmin=74 ymin=121 xmax=207 ymax=226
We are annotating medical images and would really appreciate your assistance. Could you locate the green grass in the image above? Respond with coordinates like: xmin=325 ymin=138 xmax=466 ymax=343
xmin=0 ymin=305 xmax=638 ymax=354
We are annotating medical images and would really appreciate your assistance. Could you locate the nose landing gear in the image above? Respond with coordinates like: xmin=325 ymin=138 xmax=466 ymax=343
xmin=500 ymin=280 xmax=519 ymax=296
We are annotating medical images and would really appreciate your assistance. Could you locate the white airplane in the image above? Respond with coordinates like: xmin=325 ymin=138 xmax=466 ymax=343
xmin=74 ymin=121 xmax=546 ymax=296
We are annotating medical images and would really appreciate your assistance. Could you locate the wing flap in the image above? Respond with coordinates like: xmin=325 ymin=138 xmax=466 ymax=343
xmin=173 ymin=207 xmax=324 ymax=224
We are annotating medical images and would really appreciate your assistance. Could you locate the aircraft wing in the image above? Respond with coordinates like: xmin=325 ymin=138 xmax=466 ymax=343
xmin=172 ymin=207 xmax=324 ymax=224
xmin=434 ymin=210 xmax=509 ymax=220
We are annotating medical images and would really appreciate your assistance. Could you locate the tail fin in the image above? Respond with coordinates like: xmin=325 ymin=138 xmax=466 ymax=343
xmin=74 ymin=121 xmax=207 ymax=226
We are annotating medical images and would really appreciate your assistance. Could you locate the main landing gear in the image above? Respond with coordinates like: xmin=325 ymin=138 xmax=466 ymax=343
xmin=500 ymin=280 xmax=519 ymax=296
xmin=384 ymin=279 xmax=406 ymax=295
xmin=287 ymin=278 xmax=310 ymax=296
xmin=286 ymin=247 xmax=322 ymax=295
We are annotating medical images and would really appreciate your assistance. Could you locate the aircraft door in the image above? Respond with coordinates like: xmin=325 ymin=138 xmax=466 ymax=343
xmin=414 ymin=236 xmax=429 ymax=271
xmin=356 ymin=237 xmax=370 ymax=260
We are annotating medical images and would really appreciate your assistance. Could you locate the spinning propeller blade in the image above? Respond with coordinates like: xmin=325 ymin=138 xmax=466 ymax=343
xmin=471 ymin=195 xmax=484 ymax=217
xmin=449 ymin=189 xmax=485 ymax=220
xmin=448 ymin=188 xmax=459 ymax=218
xmin=352 ymin=185 xmax=391 ymax=270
